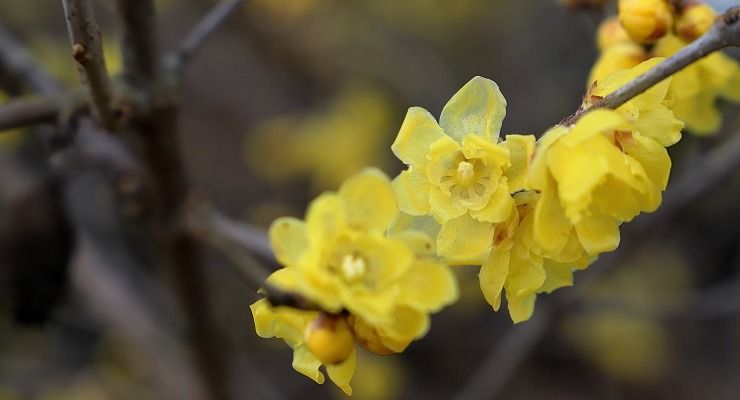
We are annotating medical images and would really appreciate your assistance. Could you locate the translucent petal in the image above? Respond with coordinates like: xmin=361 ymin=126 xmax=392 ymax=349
xmin=470 ymin=178 xmax=514 ymax=223
xmin=306 ymin=193 xmax=347 ymax=243
xmin=399 ymin=259 xmax=459 ymax=312
xmin=292 ymin=344 xmax=325 ymax=384
xmin=527 ymin=126 xmax=569 ymax=191
xmin=437 ymin=214 xmax=493 ymax=264
xmin=391 ymin=107 xmax=445 ymax=165
xmin=632 ymin=105 xmax=683 ymax=147
xmin=388 ymin=213 xmax=441 ymax=243
xmin=440 ymin=76 xmax=507 ymax=142
xmin=673 ymin=92 xmax=721 ymax=135
xmin=532 ymin=175 xmax=571 ymax=255
xmin=338 ymin=168 xmax=397 ymax=231
xmin=575 ymin=210 xmax=621 ymax=254
xmin=429 ymin=186 xmax=466 ymax=223
xmin=502 ymin=134 xmax=536 ymax=192
xmin=392 ymin=167 xmax=431 ymax=215
xmin=381 ymin=306 xmax=430 ymax=350
xmin=539 ymin=261 xmax=575 ymax=293
xmin=461 ymin=134 xmax=510 ymax=166
xmin=620 ymin=134 xmax=671 ymax=190
xmin=269 ymin=217 xmax=309 ymax=267
xmin=479 ymin=246 xmax=510 ymax=311
xmin=390 ymin=230 xmax=436 ymax=258
xmin=506 ymin=292 xmax=537 ymax=324
xmin=326 ymin=348 xmax=356 ymax=396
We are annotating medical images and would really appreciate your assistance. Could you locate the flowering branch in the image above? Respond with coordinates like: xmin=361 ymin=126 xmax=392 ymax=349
xmin=562 ymin=5 xmax=740 ymax=125
xmin=60 ymin=0 xmax=117 ymax=130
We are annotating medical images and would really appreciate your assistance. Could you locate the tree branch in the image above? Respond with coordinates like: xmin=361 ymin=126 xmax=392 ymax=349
xmin=115 ymin=0 xmax=158 ymax=87
xmin=60 ymin=0 xmax=117 ymax=130
xmin=163 ymin=0 xmax=245 ymax=78
xmin=0 ymin=93 xmax=86 ymax=132
xmin=0 ymin=22 xmax=62 ymax=94
xmin=562 ymin=6 xmax=740 ymax=125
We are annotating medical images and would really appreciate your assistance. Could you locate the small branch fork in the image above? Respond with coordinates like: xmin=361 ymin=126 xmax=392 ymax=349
xmin=561 ymin=6 xmax=740 ymax=126
xmin=60 ymin=0 xmax=118 ymax=130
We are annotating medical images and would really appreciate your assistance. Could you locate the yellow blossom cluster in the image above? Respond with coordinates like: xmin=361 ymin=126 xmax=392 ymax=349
xmin=590 ymin=1 xmax=740 ymax=134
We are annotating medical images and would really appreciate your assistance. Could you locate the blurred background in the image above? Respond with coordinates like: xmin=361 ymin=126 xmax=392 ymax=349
xmin=0 ymin=0 xmax=739 ymax=399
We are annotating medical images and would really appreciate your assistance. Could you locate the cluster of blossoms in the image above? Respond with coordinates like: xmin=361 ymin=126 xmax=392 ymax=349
xmin=250 ymin=3 xmax=739 ymax=393
xmin=591 ymin=0 xmax=740 ymax=134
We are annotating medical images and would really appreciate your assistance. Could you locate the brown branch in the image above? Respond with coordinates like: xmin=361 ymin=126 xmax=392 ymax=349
xmin=562 ymin=6 xmax=740 ymax=126
xmin=115 ymin=0 xmax=158 ymax=87
xmin=163 ymin=0 xmax=245 ymax=78
xmin=60 ymin=0 xmax=117 ymax=130
xmin=0 ymin=22 xmax=62 ymax=94
xmin=0 ymin=93 xmax=86 ymax=132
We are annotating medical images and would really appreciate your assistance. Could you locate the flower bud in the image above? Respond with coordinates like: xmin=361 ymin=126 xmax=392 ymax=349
xmin=675 ymin=3 xmax=716 ymax=42
xmin=305 ymin=314 xmax=355 ymax=365
xmin=597 ymin=16 xmax=634 ymax=50
xmin=618 ymin=0 xmax=674 ymax=43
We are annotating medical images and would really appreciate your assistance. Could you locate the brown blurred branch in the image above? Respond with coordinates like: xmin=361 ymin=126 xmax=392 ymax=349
xmin=164 ymin=0 xmax=245 ymax=77
xmin=562 ymin=6 xmax=740 ymax=125
xmin=0 ymin=92 xmax=86 ymax=132
xmin=60 ymin=0 xmax=117 ymax=130
xmin=0 ymin=23 xmax=62 ymax=94
xmin=115 ymin=0 xmax=158 ymax=87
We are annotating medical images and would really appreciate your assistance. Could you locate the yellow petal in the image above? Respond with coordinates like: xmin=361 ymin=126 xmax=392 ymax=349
xmin=620 ymin=133 xmax=671 ymax=190
xmin=575 ymin=210 xmax=621 ymax=254
xmin=399 ymin=260 xmax=459 ymax=312
xmin=440 ymin=76 xmax=507 ymax=142
xmin=392 ymin=167 xmax=431 ymax=215
xmin=437 ymin=214 xmax=493 ymax=264
xmin=326 ymin=347 xmax=356 ymax=396
xmin=338 ymin=168 xmax=398 ymax=232
xmin=538 ymin=261 xmax=575 ymax=293
xmin=527 ymin=125 xmax=569 ymax=191
xmin=292 ymin=344 xmax=325 ymax=384
xmin=672 ymin=92 xmax=721 ymax=135
xmin=479 ymin=246 xmax=510 ymax=311
xmin=391 ymin=107 xmax=445 ymax=165
xmin=306 ymin=193 xmax=347 ymax=243
xmin=532 ymin=175 xmax=572 ymax=255
xmin=470 ymin=178 xmax=515 ymax=223
xmin=381 ymin=306 xmax=430 ymax=350
xmin=388 ymin=212 xmax=442 ymax=243
xmin=561 ymin=109 xmax=629 ymax=147
xmin=505 ymin=249 xmax=545 ymax=299
xmin=506 ymin=292 xmax=537 ymax=324
xmin=390 ymin=229 xmax=436 ymax=258
xmin=268 ymin=217 xmax=309 ymax=267
xmin=632 ymin=105 xmax=683 ymax=147
xmin=502 ymin=134 xmax=536 ymax=192
xmin=429 ymin=186 xmax=466 ymax=223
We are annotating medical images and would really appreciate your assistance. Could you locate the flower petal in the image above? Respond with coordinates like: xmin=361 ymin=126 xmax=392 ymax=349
xmin=392 ymin=167 xmax=431 ymax=215
xmin=399 ymin=260 xmax=459 ymax=312
xmin=632 ymin=105 xmax=683 ymax=147
xmin=575 ymin=210 xmax=621 ymax=254
xmin=538 ymin=261 xmax=575 ymax=293
xmin=440 ymin=76 xmax=507 ymax=142
xmin=470 ymin=178 xmax=515 ymax=223
xmin=429 ymin=186 xmax=466 ymax=223
xmin=391 ymin=107 xmax=445 ymax=165
xmin=339 ymin=168 xmax=398 ymax=231
xmin=620 ymin=133 xmax=671 ymax=190
xmin=326 ymin=347 xmax=356 ymax=396
xmin=437 ymin=214 xmax=493 ymax=264
xmin=292 ymin=344 xmax=325 ymax=384
xmin=306 ymin=193 xmax=347 ymax=243
xmin=532 ymin=175 xmax=571 ymax=255
xmin=479 ymin=246 xmax=510 ymax=311
xmin=502 ymin=134 xmax=536 ymax=192
xmin=506 ymin=292 xmax=537 ymax=324
xmin=269 ymin=217 xmax=309 ymax=267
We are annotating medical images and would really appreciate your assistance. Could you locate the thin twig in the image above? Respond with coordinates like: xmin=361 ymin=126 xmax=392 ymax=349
xmin=0 ymin=92 xmax=86 ymax=131
xmin=562 ymin=6 xmax=740 ymax=125
xmin=60 ymin=0 xmax=117 ymax=130
xmin=0 ymin=22 xmax=62 ymax=94
xmin=115 ymin=0 xmax=158 ymax=87
xmin=163 ymin=0 xmax=245 ymax=76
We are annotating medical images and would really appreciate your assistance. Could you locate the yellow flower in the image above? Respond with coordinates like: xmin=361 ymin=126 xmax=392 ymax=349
xmin=267 ymin=168 xmax=458 ymax=351
xmin=391 ymin=76 xmax=518 ymax=263
xmin=251 ymin=298 xmax=356 ymax=395
xmin=528 ymin=109 xmax=670 ymax=256
xmin=587 ymin=42 xmax=647 ymax=87
xmin=596 ymin=16 xmax=634 ymax=50
xmin=618 ymin=0 xmax=673 ymax=44
xmin=479 ymin=191 xmax=590 ymax=323
xmin=653 ymin=35 xmax=740 ymax=135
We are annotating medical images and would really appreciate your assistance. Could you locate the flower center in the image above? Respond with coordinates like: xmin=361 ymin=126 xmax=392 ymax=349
xmin=340 ymin=254 xmax=367 ymax=282
xmin=456 ymin=161 xmax=476 ymax=184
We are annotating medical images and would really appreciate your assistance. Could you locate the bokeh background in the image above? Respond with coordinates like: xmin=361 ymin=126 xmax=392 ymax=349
xmin=0 ymin=0 xmax=739 ymax=399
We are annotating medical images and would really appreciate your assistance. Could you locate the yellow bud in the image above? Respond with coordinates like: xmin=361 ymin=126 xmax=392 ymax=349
xmin=596 ymin=16 xmax=634 ymax=50
xmin=676 ymin=3 xmax=716 ymax=42
xmin=618 ymin=0 xmax=674 ymax=43
xmin=305 ymin=314 xmax=355 ymax=365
